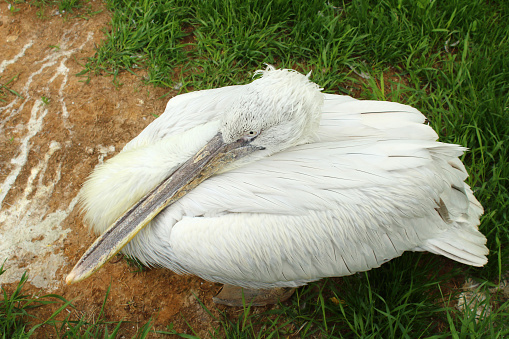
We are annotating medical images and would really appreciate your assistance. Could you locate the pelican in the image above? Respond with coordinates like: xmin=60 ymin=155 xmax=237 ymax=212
xmin=67 ymin=66 xmax=488 ymax=306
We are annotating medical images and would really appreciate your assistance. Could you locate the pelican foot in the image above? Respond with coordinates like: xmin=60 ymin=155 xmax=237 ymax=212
xmin=213 ymin=284 xmax=296 ymax=307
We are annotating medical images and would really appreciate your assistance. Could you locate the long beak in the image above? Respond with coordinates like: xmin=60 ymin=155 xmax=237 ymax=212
xmin=66 ymin=133 xmax=261 ymax=284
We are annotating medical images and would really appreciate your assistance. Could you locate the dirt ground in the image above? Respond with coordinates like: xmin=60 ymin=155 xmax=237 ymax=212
xmin=0 ymin=2 xmax=265 ymax=337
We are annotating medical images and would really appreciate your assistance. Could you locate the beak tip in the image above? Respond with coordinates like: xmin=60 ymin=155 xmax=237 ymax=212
xmin=65 ymin=271 xmax=76 ymax=285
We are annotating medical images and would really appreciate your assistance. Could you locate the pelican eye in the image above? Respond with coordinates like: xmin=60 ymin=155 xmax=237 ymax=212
xmin=241 ymin=130 xmax=260 ymax=142
xmin=239 ymin=130 xmax=262 ymax=142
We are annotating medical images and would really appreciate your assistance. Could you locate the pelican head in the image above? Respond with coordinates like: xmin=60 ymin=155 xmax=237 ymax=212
xmin=220 ymin=68 xmax=323 ymax=156
xmin=66 ymin=67 xmax=324 ymax=284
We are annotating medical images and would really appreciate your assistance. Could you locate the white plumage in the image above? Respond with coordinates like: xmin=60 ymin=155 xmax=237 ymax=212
xmin=79 ymin=66 xmax=487 ymax=289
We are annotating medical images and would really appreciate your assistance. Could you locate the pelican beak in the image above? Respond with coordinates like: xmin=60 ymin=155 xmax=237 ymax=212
xmin=66 ymin=132 xmax=261 ymax=285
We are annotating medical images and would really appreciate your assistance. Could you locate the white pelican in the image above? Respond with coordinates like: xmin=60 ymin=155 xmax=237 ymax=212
xmin=67 ymin=66 xmax=488 ymax=306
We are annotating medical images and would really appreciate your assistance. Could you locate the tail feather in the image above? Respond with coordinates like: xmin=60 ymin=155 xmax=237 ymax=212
xmin=423 ymin=232 xmax=488 ymax=267
xmin=420 ymin=194 xmax=487 ymax=266
xmin=413 ymin=142 xmax=488 ymax=267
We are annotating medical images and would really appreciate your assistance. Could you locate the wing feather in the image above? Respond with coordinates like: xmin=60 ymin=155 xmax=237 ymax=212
xmin=123 ymin=86 xmax=242 ymax=151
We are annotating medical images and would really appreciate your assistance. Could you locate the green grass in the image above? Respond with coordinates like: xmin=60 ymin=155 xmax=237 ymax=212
xmin=0 ymin=264 xmax=154 ymax=337
xmin=7 ymin=0 xmax=102 ymax=19
xmin=5 ymin=0 xmax=509 ymax=337
xmin=0 ymin=262 xmax=69 ymax=338
xmin=161 ymin=255 xmax=509 ymax=338
xmin=0 ymin=75 xmax=23 ymax=102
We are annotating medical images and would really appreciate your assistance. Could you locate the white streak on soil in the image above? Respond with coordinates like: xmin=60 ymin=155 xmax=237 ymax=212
xmin=0 ymin=40 xmax=33 ymax=74
xmin=0 ymin=29 xmax=94 ymax=289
